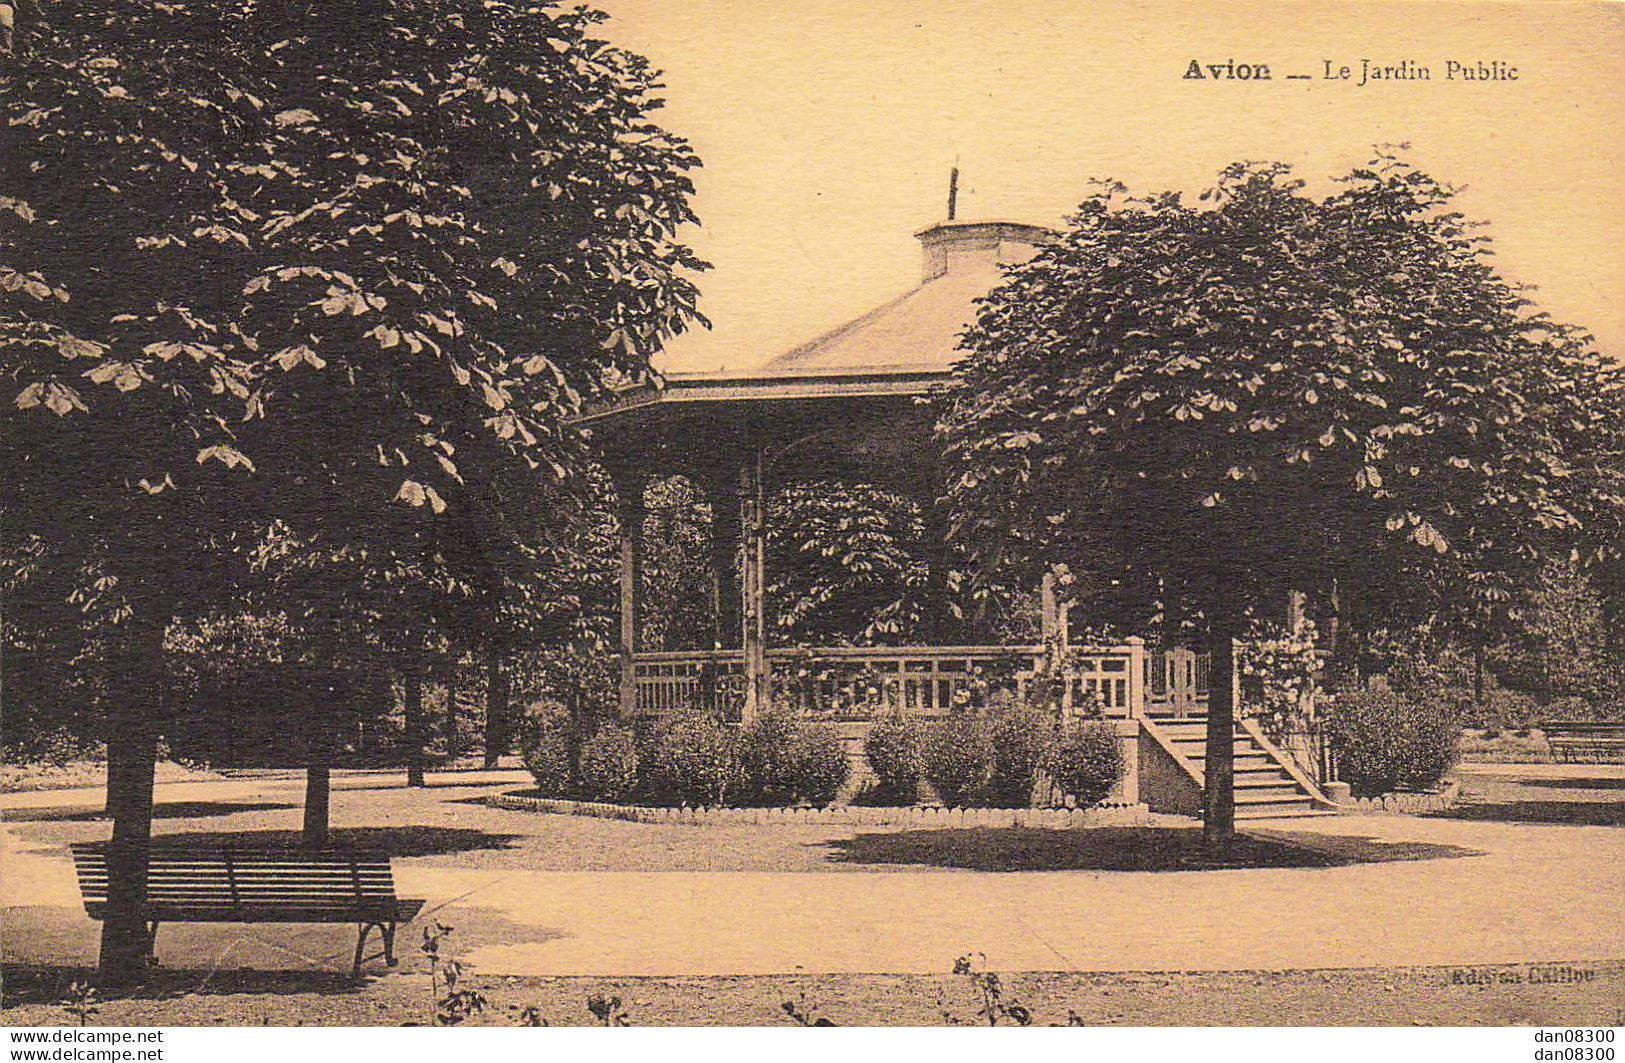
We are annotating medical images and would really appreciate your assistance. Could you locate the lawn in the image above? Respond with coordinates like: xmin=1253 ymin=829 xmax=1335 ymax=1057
xmin=4 ymin=961 xmax=1620 ymax=1027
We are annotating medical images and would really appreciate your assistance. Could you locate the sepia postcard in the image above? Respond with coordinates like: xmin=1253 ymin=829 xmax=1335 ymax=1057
xmin=2 ymin=0 xmax=1622 ymax=1046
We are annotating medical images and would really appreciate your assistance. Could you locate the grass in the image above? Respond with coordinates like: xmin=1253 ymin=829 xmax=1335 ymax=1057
xmin=1458 ymin=729 xmax=1553 ymax=764
xmin=4 ymin=961 xmax=1621 ymax=1027
xmin=1 ymin=760 xmax=221 ymax=795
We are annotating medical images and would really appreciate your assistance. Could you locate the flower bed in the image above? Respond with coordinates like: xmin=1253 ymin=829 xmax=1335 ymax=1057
xmin=486 ymin=790 xmax=1152 ymax=828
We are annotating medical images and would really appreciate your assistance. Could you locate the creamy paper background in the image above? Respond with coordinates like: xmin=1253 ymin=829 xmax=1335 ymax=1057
xmin=589 ymin=0 xmax=1625 ymax=373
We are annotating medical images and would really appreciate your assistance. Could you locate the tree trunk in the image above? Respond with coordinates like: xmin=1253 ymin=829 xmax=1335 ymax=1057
xmin=483 ymin=652 xmax=508 ymax=769
xmin=1203 ymin=613 xmax=1237 ymax=847
xmin=1473 ymin=641 xmax=1487 ymax=711
xmin=303 ymin=680 xmax=332 ymax=847
xmin=443 ymin=671 xmax=459 ymax=762
xmin=404 ymin=669 xmax=426 ymax=788
xmin=97 ymin=620 xmax=165 ymax=985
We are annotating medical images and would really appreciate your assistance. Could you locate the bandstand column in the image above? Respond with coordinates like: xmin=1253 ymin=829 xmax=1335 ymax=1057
xmin=739 ymin=451 xmax=768 ymax=723
xmin=615 ymin=471 xmax=647 ymax=718
xmin=703 ymin=470 xmax=743 ymax=650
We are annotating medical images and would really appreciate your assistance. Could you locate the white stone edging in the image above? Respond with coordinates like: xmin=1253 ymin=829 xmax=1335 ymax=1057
xmin=485 ymin=791 xmax=1153 ymax=828
xmin=1332 ymin=781 xmax=1460 ymax=815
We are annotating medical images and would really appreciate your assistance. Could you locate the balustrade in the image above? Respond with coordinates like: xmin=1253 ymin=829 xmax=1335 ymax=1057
xmin=632 ymin=641 xmax=1158 ymax=720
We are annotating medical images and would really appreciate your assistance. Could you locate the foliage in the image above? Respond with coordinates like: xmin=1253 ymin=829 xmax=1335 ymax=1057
xmin=420 ymin=922 xmax=488 ymax=1027
xmin=1323 ymin=687 xmax=1461 ymax=796
xmin=788 ymin=723 xmax=851 ymax=807
xmin=59 ymin=981 xmax=100 ymax=1028
xmin=942 ymin=953 xmax=1033 ymax=1027
xmin=1 ymin=0 xmax=705 ymax=848
xmin=1238 ymin=619 xmax=1321 ymax=740
xmin=863 ymin=711 xmax=926 ymax=802
xmin=520 ymin=705 xmax=573 ymax=798
xmin=736 ymin=704 xmax=801 ymax=806
xmin=639 ymin=476 xmax=715 ymax=651
xmin=937 ymin=150 xmax=1624 ymax=670
xmin=983 ymin=700 xmax=1057 ymax=807
xmin=639 ymin=706 xmax=740 ymax=806
xmin=585 ymin=993 xmax=631 ymax=1027
xmin=768 ymin=481 xmax=933 ymax=644
xmin=781 ymin=989 xmax=837 ymax=1026
xmin=575 ymin=724 xmax=639 ymax=803
xmin=1045 ymin=720 xmax=1127 ymax=808
xmin=1493 ymin=560 xmax=1620 ymax=708
xmin=922 ymin=715 xmax=992 ymax=808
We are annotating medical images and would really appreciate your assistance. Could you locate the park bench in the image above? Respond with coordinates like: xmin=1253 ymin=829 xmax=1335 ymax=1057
xmin=69 ymin=844 xmax=425 ymax=977
xmin=1541 ymin=722 xmax=1625 ymax=764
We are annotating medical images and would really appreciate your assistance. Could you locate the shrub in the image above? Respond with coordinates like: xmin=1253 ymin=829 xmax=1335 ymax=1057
xmin=575 ymin=724 xmax=639 ymax=803
xmin=983 ymin=702 xmax=1057 ymax=807
xmin=1324 ymin=687 xmax=1461 ymax=797
xmin=737 ymin=704 xmax=800 ymax=806
xmin=789 ymin=724 xmax=851 ymax=806
xmin=640 ymin=707 xmax=741 ymax=806
xmin=863 ymin=711 xmax=924 ymax=801
xmin=521 ymin=706 xmax=573 ymax=798
xmin=1046 ymin=720 xmax=1125 ymax=808
xmin=922 ymin=715 xmax=992 ymax=807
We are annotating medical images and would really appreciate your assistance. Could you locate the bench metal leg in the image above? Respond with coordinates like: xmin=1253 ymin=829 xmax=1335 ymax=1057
xmin=146 ymin=921 xmax=160 ymax=967
xmin=352 ymin=923 xmax=376 ymax=979
xmin=383 ymin=922 xmax=398 ymax=967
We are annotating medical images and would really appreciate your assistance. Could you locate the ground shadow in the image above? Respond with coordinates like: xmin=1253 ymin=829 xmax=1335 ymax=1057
xmin=820 ymin=826 xmax=1480 ymax=872
xmin=4 ymin=802 xmax=297 ymax=824
xmin=1516 ymin=777 xmax=1625 ymax=792
xmin=1429 ymin=802 xmax=1625 ymax=827
xmin=130 ymin=826 xmax=529 ymax=857
xmin=0 ymin=963 xmax=368 ymax=1008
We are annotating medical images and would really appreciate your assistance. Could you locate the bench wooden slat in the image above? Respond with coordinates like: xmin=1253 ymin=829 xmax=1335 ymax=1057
xmin=1540 ymin=721 xmax=1625 ymax=764
xmin=68 ymin=844 xmax=423 ymax=977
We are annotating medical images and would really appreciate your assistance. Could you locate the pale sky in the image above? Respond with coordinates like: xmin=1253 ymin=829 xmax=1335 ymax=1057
xmin=591 ymin=0 xmax=1625 ymax=372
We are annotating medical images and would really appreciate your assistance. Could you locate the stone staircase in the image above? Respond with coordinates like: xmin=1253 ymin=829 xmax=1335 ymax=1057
xmin=1147 ymin=717 xmax=1335 ymax=819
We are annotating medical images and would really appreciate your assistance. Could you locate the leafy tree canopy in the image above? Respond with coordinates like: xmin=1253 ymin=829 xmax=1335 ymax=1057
xmin=937 ymin=151 xmax=1624 ymax=647
xmin=2 ymin=0 xmax=705 ymax=666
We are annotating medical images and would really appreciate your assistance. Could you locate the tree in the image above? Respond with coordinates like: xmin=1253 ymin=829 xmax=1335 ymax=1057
xmin=3 ymin=0 xmax=702 ymax=980
xmin=767 ymin=481 xmax=932 ymax=645
xmin=938 ymin=152 xmax=1621 ymax=842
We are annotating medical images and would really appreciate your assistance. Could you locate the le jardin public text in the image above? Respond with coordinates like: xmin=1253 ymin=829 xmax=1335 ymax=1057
xmin=1184 ymin=58 xmax=1519 ymax=85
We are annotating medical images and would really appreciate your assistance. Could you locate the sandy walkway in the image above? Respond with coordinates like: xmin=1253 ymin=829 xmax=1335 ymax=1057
xmin=5 ymin=767 xmax=1622 ymax=977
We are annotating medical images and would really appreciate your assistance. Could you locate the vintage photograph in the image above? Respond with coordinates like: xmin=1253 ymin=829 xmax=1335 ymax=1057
xmin=3 ymin=0 xmax=1623 ymax=1034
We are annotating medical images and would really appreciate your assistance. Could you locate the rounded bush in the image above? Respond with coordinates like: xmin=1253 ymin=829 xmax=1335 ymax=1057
xmin=1046 ymin=720 xmax=1125 ymax=808
xmin=985 ymin=701 xmax=1057 ymax=807
xmin=575 ymin=724 xmax=639 ymax=803
xmin=521 ymin=706 xmax=573 ymax=798
xmin=790 ymin=724 xmax=851 ymax=806
xmin=1324 ymin=687 xmax=1460 ymax=797
xmin=640 ymin=707 xmax=741 ymax=807
xmin=737 ymin=704 xmax=800 ymax=806
xmin=863 ymin=711 xmax=924 ymax=802
xmin=922 ymin=715 xmax=992 ymax=807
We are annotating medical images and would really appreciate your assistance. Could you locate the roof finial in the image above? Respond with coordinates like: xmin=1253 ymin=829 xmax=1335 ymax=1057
xmin=946 ymin=163 xmax=959 ymax=221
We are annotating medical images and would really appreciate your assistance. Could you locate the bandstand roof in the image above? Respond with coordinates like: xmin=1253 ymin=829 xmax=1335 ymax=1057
xmin=577 ymin=219 xmax=1050 ymax=428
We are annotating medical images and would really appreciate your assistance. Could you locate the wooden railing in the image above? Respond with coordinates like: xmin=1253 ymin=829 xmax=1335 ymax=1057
xmin=1143 ymin=646 xmax=1212 ymax=719
xmin=632 ymin=641 xmax=1155 ymax=720
xmin=631 ymin=649 xmax=746 ymax=717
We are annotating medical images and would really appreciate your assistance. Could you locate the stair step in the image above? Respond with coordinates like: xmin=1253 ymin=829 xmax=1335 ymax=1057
xmin=1237 ymin=806 xmax=1338 ymax=820
xmin=1235 ymin=789 xmax=1310 ymax=804
xmin=1234 ymin=800 xmax=1316 ymax=817
xmin=1234 ymin=776 xmax=1299 ymax=791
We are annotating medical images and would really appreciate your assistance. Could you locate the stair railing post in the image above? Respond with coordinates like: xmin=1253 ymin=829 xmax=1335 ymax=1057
xmin=1126 ymin=636 xmax=1146 ymax=720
